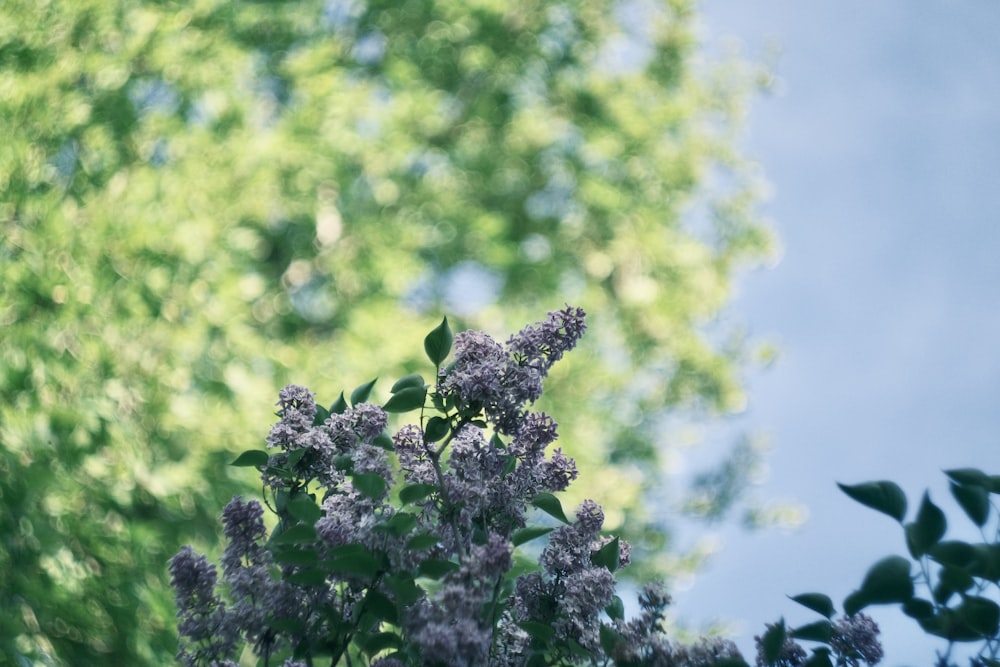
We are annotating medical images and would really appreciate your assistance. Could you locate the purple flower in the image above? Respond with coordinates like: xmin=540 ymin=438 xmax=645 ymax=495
xmin=831 ymin=614 xmax=884 ymax=666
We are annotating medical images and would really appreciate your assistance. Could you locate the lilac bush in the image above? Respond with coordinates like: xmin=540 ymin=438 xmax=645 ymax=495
xmin=170 ymin=307 xmax=740 ymax=666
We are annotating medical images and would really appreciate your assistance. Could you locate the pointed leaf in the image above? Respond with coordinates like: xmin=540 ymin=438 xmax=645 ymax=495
xmin=945 ymin=468 xmax=989 ymax=486
xmin=950 ymin=482 xmax=990 ymax=527
xmin=761 ymin=620 xmax=787 ymax=665
xmin=424 ymin=317 xmax=453 ymax=366
xmin=231 ymin=450 xmax=270 ymax=467
xmin=330 ymin=392 xmax=348 ymax=414
xmin=312 ymin=403 xmax=330 ymax=426
xmin=391 ymin=373 xmax=426 ymax=393
xmin=518 ymin=621 xmax=554 ymax=642
xmin=383 ymin=386 xmax=427 ymax=413
xmin=600 ymin=623 xmax=622 ymax=654
xmin=957 ymin=596 xmax=1000 ymax=637
xmin=363 ymin=631 xmax=403 ymax=656
xmin=928 ymin=540 xmax=977 ymax=569
xmin=351 ymin=472 xmax=387 ymax=500
xmin=272 ymin=524 xmax=318 ymax=545
xmin=858 ymin=555 xmax=913 ymax=604
xmin=287 ymin=569 xmax=328 ymax=587
xmin=803 ymin=649 xmax=834 ymax=667
xmin=902 ymin=598 xmax=935 ymax=620
xmin=605 ymin=595 xmax=625 ymax=621
xmin=905 ymin=491 xmax=947 ymax=557
xmin=512 ymin=526 xmax=554 ymax=547
xmin=591 ymin=537 xmax=620 ymax=573
xmin=791 ymin=620 xmax=833 ymax=643
xmin=531 ymin=492 xmax=570 ymax=524
xmin=362 ymin=590 xmax=399 ymax=625
xmin=399 ymin=483 xmax=436 ymax=505
xmin=405 ymin=533 xmax=441 ymax=550
xmin=837 ymin=480 xmax=907 ymax=523
xmin=789 ymin=593 xmax=836 ymax=619
xmin=418 ymin=558 xmax=459 ymax=579
xmin=350 ymin=378 xmax=377 ymax=405
xmin=424 ymin=416 xmax=450 ymax=442
xmin=287 ymin=495 xmax=322 ymax=524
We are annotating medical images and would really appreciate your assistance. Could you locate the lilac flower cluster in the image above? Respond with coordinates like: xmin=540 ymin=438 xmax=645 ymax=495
xmin=172 ymin=307 xmax=759 ymax=667
xmin=439 ymin=305 xmax=586 ymax=434
xmin=754 ymin=614 xmax=883 ymax=667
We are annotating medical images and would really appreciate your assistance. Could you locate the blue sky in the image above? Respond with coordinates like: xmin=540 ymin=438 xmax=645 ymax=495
xmin=671 ymin=3 xmax=1000 ymax=664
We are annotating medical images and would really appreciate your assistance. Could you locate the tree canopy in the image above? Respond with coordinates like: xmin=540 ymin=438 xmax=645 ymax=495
xmin=0 ymin=0 xmax=772 ymax=663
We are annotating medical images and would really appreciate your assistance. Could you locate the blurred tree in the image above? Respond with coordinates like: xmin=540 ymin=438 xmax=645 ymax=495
xmin=0 ymin=0 xmax=773 ymax=664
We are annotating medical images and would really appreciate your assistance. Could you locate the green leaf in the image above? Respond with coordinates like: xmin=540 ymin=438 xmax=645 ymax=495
xmin=362 ymin=590 xmax=399 ymax=625
xmin=424 ymin=416 xmax=450 ymax=442
xmin=837 ymin=480 xmax=907 ymax=523
xmin=531 ymin=492 xmax=570 ymax=524
xmin=605 ymin=596 xmax=625 ymax=621
xmin=518 ymin=620 xmax=554 ymax=642
xmin=325 ymin=545 xmax=383 ymax=578
xmin=286 ymin=568 xmax=328 ymax=587
xmin=268 ymin=617 xmax=307 ymax=634
xmin=760 ymin=619 xmax=787 ymax=665
xmin=373 ymin=432 xmax=394 ymax=450
xmin=231 ymin=450 xmax=269 ymax=467
xmin=351 ymin=472 xmax=387 ymax=499
xmin=399 ymin=483 xmax=436 ymax=505
xmin=788 ymin=593 xmax=835 ymax=619
xmin=418 ymin=558 xmax=459 ymax=579
xmin=405 ymin=533 xmax=441 ymax=550
xmin=512 ymin=526 xmax=554 ymax=547
xmin=271 ymin=546 xmax=318 ymax=566
xmin=803 ymin=649 xmax=834 ymax=667
xmin=330 ymin=392 xmax=348 ymax=414
xmin=383 ymin=512 xmax=417 ymax=536
xmin=384 ymin=573 xmax=422 ymax=606
xmin=599 ymin=623 xmax=621 ymax=654
xmin=350 ymin=378 xmax=377 ymax=405
xmin=287 ymin=495 xmax=322 ymax=524
xmin=591 ymin=537 xmax=620 ymax=573
xmin=928 ymin=540 xmax=977 ymax=569
xmin=383 ymin=386 xmax=427 ymax=413
xmin=905 ymin=491 xmax=947 ymax=557
xmin=272 ymin=524 xmax=318 ymax=545
xmin=950 ymin=481 xmax=990 ymax=527
xmin=956 ymin=596 xmax=1000 ymax=637
xmin=313 ymin=403 xmax=330 ymax=426
xmin=424 ymin=317 xmax=453 ymax=367
xmin=969 ymin=543 xmax=1000 ymax=582
xmin=945 ymin=468 xmax=989 ymax=486
xmin=938 ymin=566 xmax=974 ymax=594
xmin=791 ymin=620 xmax=833 ymax=643
xmin=363 ymin=631 xmax=403 ymax=656
xmin=391 ymin=374 xmax=426 ymax=393
xmin=853 ymin=555 xmax=913 ymax=610
xmin=902 ymin=598 xmax=936 ymax=620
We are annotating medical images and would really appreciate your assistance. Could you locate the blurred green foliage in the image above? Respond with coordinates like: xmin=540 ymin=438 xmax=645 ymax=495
xmin=0 ymin=0 xmax=773 ymax=663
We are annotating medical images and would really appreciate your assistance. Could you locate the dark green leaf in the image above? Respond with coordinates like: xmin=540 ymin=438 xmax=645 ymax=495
xmin=287 ymin=495 xmax=322 ymax=524
xmin=501 ymin=455 xmax=517 ymax=477
xmin=399 ymin=483 xmax=436 ymax=505
xmin=902 ymin=598 xmax=936 ymax=620
xmin=287 ymin=569 xmax=328 ymax=586
xmin=405 ymin=533 xmax=441 ymax=550
xmin=761 ymin=620 xmax=786 ymax=665
xmin=418 ymin=558 xmax=459 ymax=579
xmin=231 ymin=450 xmax=269 ymax=467
xmin=938 ymin=566 xmax=974 ymax=594
xmin=383 ymin=386 xmax=427 ymax=413
xmin=956 ymin=596 xmax=1000 ymax=637
xmin=858 ymin=555 xmax=913 ymax=604
xmin=788 ymin=593 xmax=835 ymax=619
xmin=950 ymin=481 xmax=990 ymax=527
xmin=313 ymin=403 xmax=330 ymax=426
xmin=363 ymin=631 xmax=402 ymax=656
xmin=905 ymin=491 xmax=947 ymax=557
xmin=373 ymin=432 xmax=394 ymax=450
xmin=591 ymin=537 xmax=620 ymax=572
xmin=945 ymin=468 xmax=989 ymax=486
xmin=385 ymin=573 xmax=422 ymax=606
xmin=803 ymin=648 xmax=834 ymax=667
xmin=512 ymin=526 xmax=554 ymax=547
xmin=272 ymin=547 xmax=318 ymax=566
xmin=391 ymin=373 xmax=426 ymax=393
xmin=599 ymin=623 xmax=621 ymax=654
xmin=605 ymin=595 xmax=625 ymax=621
xmin=330 ymin=392 xmax=348 ymax=414
xmin=424 ymin=416 xmax=450 ymax=442
xmin=272 ymin=524 xmax=318 ymax=545
xmin=268 ymin=617 xmax=307 ymax=634
xmin=837 ymin=480 xmax=907 ymax=523
xmin=928 ymin=540 xmax=977 ymax=569
xmin=383 ymin=512 xmax=417 ymax=536
xmin=791 ymin=620 xmax=833 ymax=643
xmin=287 ymin=448 xmax=307 ymax=467
xmin=518 ymin=621 xmax=554 ymax=642
xmin=363 ymin=590 xmax=399 ymax=625
xmin=350 ymin=378 xmax=377 ymax=405
xmin=843 ymin=591 xmax=866 ymax=617
xmin=424 ymin=317 xmax=453 ymax=366
xmin=325 ymin=550 xmax=382 ymax=578
xmin=531 ymin=492 xmax=570 ymax=524
xmin=352 ymin=472 xmax=387 ymax=499
xmin=970 ymin=543 xmax=1000 ymax=582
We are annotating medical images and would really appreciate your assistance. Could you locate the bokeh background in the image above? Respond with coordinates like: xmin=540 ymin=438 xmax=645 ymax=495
xmin=672 ymin=3 xmax=1000 ymax=665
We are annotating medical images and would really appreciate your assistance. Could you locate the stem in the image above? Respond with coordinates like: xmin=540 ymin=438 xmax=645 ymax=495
xmin=426 ymin=416 xmax=473 ymax=562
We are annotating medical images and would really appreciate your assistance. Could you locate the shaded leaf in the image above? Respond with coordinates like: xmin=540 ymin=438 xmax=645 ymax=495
xmin=837 ymin=480 xmax=907 ymax=523
xmin=424 ymin=317 xmax=453 ymax=366
xmin=350 ymin=378 xmax=377 ymax=406
xmin=518 ymin=621 xmax=554 ymax=642
xmin=928 ymin=540 xmax=977 ymax=569
xmin=287 ymin=495 xmax=322 ymax=524
xmin=760 ymin=620 xmax=786 ymax=664
xmin=605 ymin=595 xmax=625 ymax=621
xmin=352 ymin=472 xmax=387 ymax=499
xmin=789 ymin=593 xmax=835 ymax=619
xmin=405 ymin=533 xmax=441 ymax=550
xmin=383 ymin=386 xmax=427 ymax=413
xmin=791 ymin=620 xmax=833 ymax=643
xmin=945 ymin=468 xmax=989 ymax=486
xmin=902 ymin=598 xmax=935 ymax=620
xmin=272 ymin=524 xmax=318 ymax=545
xmin=418 ymin=558 xmax=459 ymax=579
xmin=231 ymin=450 xmax=269 ymax=467
xmin=591 ymin=537 xmax=620 ymax=573
xmin=330 ymin=392 xmax=348 ymax=414
xmin=600 ymin=623 xmax=621 ymax=654
xmin=851 ymin=555 xmax=913 ymax=612
xmin=512 ymin=526 xmax=554 ymax=547
xmin=363 ymin=590 xmax=399 ymax=625
xmin=287 ymin=569 xmax=327 ymax=587
xmin=424 ymin=416 xmax=450 ymax=442
xmin=363 ymin=631 xmax=403 ymax=656
xmin=399 ymin=483 xmax=436 ymax=505
xmin=950 ymin=482 xmax=990 ymax=527
xmin=905 ymin=491 xmax=947 ymax=558
xmin=531 ymin=492 xmax=570 ymax=524
xmin=391 ymin=374 xmax=425 ymax=393
xmin=384 ymin=573 xmax=422 ymax=606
